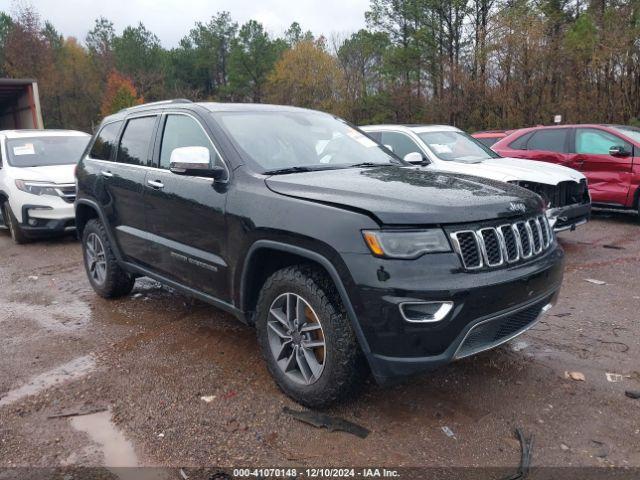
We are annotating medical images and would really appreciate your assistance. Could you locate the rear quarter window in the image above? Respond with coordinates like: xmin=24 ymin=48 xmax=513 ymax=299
xmin=89 ymin=121 xmax=122 ymax=161
xmin=508 ymin=132 xmax=534 ymax=150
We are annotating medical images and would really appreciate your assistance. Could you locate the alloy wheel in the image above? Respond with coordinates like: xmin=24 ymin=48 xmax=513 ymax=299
xmin=267 ymin=292 xmax=326 ymax=385
xmin=85 ymin=232 xmax=107 ymax=285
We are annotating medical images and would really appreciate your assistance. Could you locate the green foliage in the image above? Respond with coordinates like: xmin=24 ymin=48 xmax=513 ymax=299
xmin=2 ymin=1 xmax=640 ymax=131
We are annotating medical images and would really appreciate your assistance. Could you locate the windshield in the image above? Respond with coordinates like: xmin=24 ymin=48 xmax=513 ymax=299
xmin=611 ymin=126 xmax=640 ymax=144
xmin=417 ymin=131 xmax=501 ymax=162
xmin=213 ymin=110 xmax=403 ymax=173
xmin=6 ymin=136 xmax=89 ymax=168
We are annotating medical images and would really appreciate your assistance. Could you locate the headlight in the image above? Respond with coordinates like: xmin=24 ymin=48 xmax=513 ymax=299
xmin=362 ymin=229 xmax=451 ymax=259
xmin=15 ymin=180 xmax=60 ymax=196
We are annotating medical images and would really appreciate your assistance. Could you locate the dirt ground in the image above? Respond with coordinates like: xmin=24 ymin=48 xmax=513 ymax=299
xmin=1 ymin=212 xmax=639 ymax=477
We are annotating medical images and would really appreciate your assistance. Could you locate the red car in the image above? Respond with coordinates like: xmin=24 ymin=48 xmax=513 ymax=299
xmin=492 ymin=124 xmax=640 ymax=214
xmin=471 ymin=130 xmax=510 ymax=148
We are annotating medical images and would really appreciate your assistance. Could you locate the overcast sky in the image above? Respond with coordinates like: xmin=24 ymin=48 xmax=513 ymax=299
xmin=0 ymin=0 xmax=371 ymax=47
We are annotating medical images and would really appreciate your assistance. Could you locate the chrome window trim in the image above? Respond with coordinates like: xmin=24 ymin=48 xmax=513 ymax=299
xmin=159 ymin=111 xmax=230 ymax=183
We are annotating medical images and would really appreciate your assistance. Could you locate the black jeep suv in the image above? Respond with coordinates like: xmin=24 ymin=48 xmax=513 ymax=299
xmin=75 ymin=100 xmax=564 ymax=407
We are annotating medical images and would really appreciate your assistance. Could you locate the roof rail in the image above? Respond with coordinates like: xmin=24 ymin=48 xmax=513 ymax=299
xmin=121 ymin=99 xmax=192 ymax=113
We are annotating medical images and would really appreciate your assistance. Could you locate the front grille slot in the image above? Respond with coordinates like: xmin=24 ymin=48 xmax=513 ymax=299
xmin=528 ymin=219 xmax=542 ymax=253
xmin=452 ymin=231 xmax=482 ymax=270
xmin=479 ymin=228 xmax=503 ymax=266
xmin=498 ymin=225 xmax=519 ymax=262
xmin=451 ymin=215 xmax=553 ymax=271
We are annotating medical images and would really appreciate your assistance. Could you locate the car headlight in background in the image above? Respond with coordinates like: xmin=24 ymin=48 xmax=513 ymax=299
xmin=15 ymin=180 xmax=60 ymax=197
xmin=362 ymin=229 xmax=451 ymax=259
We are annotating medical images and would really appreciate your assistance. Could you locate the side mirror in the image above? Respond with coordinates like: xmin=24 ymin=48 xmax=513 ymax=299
xmin=169 ymin=146 xmax=225 ymax=180
xmin=609 ymin=145 xmax=630 ymax=157
xmin=404 ymin=152 xmax=425 ymax=164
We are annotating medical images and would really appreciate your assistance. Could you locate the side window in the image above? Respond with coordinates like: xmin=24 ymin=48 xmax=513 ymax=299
xmin=527 ymin=129 xmax=569 ymax=153
xmin=366 ymin=131 xmax=382 ymax=143
xmin=508 ymin=132 xmax=533 ymax=150
xmin=89 ymin=121 xmax=122 ymax=160
xmin=576 ymin=128 xmax=631 ymax=155
xmin=159 ymin=114 xmax=221 ymax=170
xmin=380 ymin=131 xmax=423 ymax=159
xmin=117 ymin=116 xmax=157 ymax=166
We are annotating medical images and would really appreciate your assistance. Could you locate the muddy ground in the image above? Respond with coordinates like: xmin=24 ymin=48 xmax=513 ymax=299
xmin=0 ymin=212 xmax=639 ymax=477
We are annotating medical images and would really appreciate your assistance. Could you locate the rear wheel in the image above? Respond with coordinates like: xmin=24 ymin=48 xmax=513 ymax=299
xmin=82 ymin=219 xmax=135 ymax=298
xmin=256 ymin=265 xmax=367 ymax=407
xmin=3 ymin=202 xmax=29 ymax=244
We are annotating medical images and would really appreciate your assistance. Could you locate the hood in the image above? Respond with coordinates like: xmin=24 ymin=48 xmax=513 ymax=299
xmin=8 ymin=164 xmax=76 ymax=184
xmin=428 ymin=157 xmax=584 ymax=185
xmin=265 ymin=166 xmax=542 ymax=225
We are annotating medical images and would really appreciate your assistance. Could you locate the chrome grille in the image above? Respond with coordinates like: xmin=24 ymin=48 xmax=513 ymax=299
xmin=451 ymin=215 xmax=553 ymax=271
xmin=57 ymin=185 xmax=76 ymax=204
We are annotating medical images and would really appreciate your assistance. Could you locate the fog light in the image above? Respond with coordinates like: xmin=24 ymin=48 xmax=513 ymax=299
xmin=28 ymin=218 xmax=37 ymax=226
xmin=399 ymin=301 xmax=453 ymax=323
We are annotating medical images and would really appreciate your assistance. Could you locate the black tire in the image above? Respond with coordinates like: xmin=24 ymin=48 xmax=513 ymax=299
xmin=82 ymin=218 xmax=135 ymax=298
xmin=3 ymin=202 xmax=29 ymax=244
xmin=256 ymin=265 xmax=367 ymax=407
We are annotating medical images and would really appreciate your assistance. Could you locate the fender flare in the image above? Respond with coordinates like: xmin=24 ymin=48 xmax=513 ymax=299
xmin=241 ymin=240 xmax=371 ymax=355
xmin=75 ymin=198 xmax=124 ymax=263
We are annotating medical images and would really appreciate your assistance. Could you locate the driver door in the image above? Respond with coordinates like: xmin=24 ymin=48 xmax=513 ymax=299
xmin=144 ymin=112 xmax=231 ymax=301
xmin=573 ymin=127 xmax=633 ymax=206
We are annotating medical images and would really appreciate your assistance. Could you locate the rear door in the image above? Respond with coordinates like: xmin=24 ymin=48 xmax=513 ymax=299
xmin=144 ymin=111 xmax=231 ymax=301
xmin=519 ymin=128 xmax=577 ymax=167
xmin=573 ymin=127 xmax=633 ymax=206
xmin=106 ymin=114 xmax=159 ymax=265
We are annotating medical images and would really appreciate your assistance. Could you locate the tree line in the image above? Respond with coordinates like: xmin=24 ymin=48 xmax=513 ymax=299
xmin=1 ymin=0 xmax=638 ymax=133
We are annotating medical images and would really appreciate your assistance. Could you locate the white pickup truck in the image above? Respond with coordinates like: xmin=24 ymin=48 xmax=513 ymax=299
xmin=361 ymin=124 xmax=591 ymax=232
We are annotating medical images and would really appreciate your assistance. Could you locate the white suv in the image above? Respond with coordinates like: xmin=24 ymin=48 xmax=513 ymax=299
xmin=0 ymin=129 xmax=90 ymax=243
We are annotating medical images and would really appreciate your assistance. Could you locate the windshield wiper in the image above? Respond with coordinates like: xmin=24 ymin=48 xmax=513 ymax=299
xmin=263 ymin=166 xmax=315 ymax=175
xmin=349 ymin=162 xmax=387 ymax=168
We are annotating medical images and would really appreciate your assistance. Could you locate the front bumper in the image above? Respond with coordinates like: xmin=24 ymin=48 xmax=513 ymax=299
xmin=19 ymin=204 xmax=75 ymax=237
xmin=546 ymin=202 xmax=591 ymax=232
xmin=340 ymin=245 xmax=564 ymax=384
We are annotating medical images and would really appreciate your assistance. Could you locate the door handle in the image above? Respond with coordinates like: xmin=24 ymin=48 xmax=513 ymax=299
xmin=147 ymin=179 xmax=164 ymax=189
xmin=101 ymin=170 xmax=113 ymax=178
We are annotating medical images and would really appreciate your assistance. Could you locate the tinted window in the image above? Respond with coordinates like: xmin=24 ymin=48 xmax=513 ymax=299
xmin=159 ymin=115 xmax=220 ymax=170
xmin=508 ymin=132 xmax=534 ymax=150
xmin=117 ymin=116 xmax=157 ymax=166
xmin=576 ymin=128 xmax=631 ymax=155
xmin=89 ymin=122 xmax=122 ymax=160
xmin=527 ymin=129 xmax=569 ymax=153
xmin=380 ymin=131 xmax=423 ymax=159
xmin=476 ymin=137 xmax=499 ymax=147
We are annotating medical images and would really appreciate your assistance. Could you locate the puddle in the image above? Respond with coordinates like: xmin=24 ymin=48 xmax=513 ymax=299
xmin=70 ymin=410 xmax=138 ymax=467
xmin=0 ymin=355 xmax=95 ymax=407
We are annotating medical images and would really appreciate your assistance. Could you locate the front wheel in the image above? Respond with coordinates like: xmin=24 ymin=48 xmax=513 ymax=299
xmin=256 ymin=265 xmax=367 ymax=407
xmin=3 ymin=202 xmax=29 ymax=244
xmin=82 ymin=219 xmax=135 ymax=298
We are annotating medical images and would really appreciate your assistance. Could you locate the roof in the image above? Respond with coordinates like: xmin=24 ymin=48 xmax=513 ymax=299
xmin=0 ymin=129 xmax=90 ymax=139
xmin=103 ymin=99 xmax=320 ymax=123
xmin=361 ymin=124 xmax=462 ymax=134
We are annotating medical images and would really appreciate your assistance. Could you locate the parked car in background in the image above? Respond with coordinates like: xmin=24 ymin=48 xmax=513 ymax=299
xmin=492 ymin=124 xmax=640 ymax=215
xmin=471 ymin=130 xmax=510 ymax=148
xmin=361 ymin=125 xmax=591 ymax=231
xmin=76 ymin=101 xmax=564 ymax=407
xmin=0 ymin=129 xmax=90 ymax=243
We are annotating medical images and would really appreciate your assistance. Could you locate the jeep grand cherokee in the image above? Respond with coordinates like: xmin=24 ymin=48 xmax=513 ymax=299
xmin=75 ymin=100 xmax=564 ymax=407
